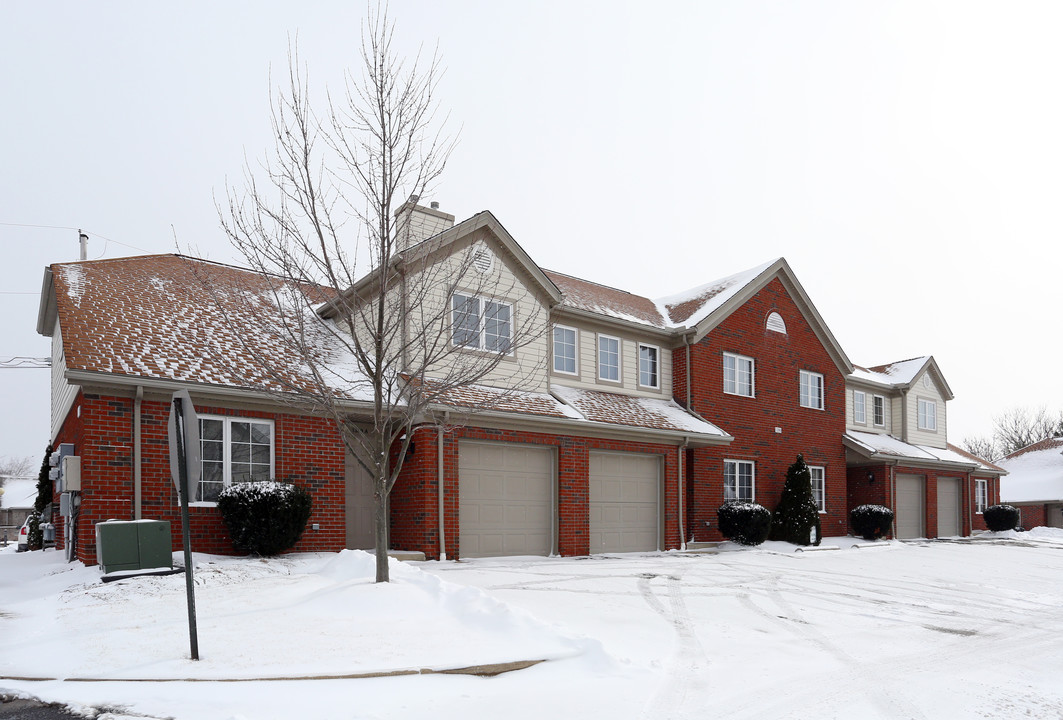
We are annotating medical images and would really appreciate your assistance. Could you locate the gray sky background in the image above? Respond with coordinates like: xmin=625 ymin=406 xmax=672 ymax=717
xmin=2 ymin=1 xmax=1060 ymax=467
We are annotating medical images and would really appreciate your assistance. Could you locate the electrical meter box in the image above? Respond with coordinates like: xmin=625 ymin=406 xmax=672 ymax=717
xmin=59 ymin=455 xmax=81 ymax=492
xmin=96 ymin=520 xmax=173 ymax=574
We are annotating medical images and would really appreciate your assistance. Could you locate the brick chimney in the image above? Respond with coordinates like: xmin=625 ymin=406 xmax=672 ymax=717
xmin=393 ymin=195 xmax=456 ymax=250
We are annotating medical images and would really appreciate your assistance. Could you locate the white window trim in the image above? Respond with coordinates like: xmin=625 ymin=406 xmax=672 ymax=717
xmin=638 ymin=342 xmax=660 ymax=390
xmin=800 ymin=370 xmax=825 ymax=410
xmin=192 ymin=415 xmax=276 ymax=507
xmin=975 ymin=478 xmax=988 ymax=514
xmin=552 ymin=324 xmax=579 ymax=376
xmin=810 ymin=466 xmax=826 ymax=513
xmin=853 ymin=390 xmax=866 ymax=425
xmin=598 ymin=333 xmax=622 ymax=383
xmin=451 ymin=293 xmax=514 ymax=356
xmin=723 ymin=352 xmax=755 ymax=397
xmin=724 ymin=459 xmax=756 ymax=503
xmin=873 ymin=395 xmax=886 ymax=427
xmin=917 ymin=397 xmax=937 ymax=431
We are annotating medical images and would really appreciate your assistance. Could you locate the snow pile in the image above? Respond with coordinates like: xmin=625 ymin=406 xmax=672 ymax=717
xmin=0 ymin=549 xmax=583 ymax=682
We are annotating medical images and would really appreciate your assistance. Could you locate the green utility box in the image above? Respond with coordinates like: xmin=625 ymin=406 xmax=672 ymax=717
xmin=96 ymin=520 xmax=173 ymax=574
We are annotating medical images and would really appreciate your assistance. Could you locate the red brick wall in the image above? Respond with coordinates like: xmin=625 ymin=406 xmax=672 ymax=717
xmin=391 ymin=424 xmax=682 ymax=560
xmin=1015 ymin=503 xmax=1046 ymax=529
xmin=682 ymin=278 xmax=849 ymax=541
xmin=52 ymin=391 xmax=346 ymax=566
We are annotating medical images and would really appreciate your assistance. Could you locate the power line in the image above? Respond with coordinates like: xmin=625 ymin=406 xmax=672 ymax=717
xmin=0 ymin=222 xmax=152 ymax=254
xmin=0 ymin=357 xmax=50 ymax=369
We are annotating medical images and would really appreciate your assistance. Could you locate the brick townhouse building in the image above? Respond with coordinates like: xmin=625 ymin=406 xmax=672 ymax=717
xmin=36 ymin=201 xmax=1003 ymax=564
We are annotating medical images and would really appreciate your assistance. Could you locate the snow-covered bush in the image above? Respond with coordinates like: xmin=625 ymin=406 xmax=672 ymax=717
xmin=850 ymin=504 xmax=893 ymax=541
xmin=983 ymin=504 xmax=1020 ymax=532
xmin=769 ymin=455 xmax=821 ymax=546
xmin=217 ymin=481 xmax=313 ymax=556
xmin=717 ymin=501 xmax=772 ymax=546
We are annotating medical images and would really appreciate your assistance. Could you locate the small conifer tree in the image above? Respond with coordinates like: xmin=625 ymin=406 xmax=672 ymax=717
xmin=769 ymin=454 xmax=822 ymax=546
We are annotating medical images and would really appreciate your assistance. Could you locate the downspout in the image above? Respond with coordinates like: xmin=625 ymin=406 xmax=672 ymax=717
xmin=437 ymin=413 xmax=448 ymax=561
xmin=966 ymin=474 xmax=973 ymax=536
xmin=134 ymin=385 xmax=143 ymax=520
xmin=900 ymin=394 xmax=908 ymax=440
xmin=678 ymin=438 xmax=688 ymax=550
xmin=890 ymin=465 xmax=897 ymax=538
xmin=684 ymin=333 xmax=693 ymax=410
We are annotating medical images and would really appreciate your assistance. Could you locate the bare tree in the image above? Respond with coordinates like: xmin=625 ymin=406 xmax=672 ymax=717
xmin=0 ymin=455 xmax=34 ymax=486
xmin=215 ymin=10 xmax=546 ymax=581
xmin=963 ymin=406 xmax=1063 ymax=461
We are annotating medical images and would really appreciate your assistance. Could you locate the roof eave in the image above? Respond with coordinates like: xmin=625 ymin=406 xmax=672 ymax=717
xmin=842 ymin=435 xmax=985 ymax=473
xmin=551 ymin=305 xmax=677 ymax=339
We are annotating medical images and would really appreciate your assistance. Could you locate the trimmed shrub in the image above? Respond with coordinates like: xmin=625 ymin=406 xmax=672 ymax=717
xmin=850 ymin=504 xmax=894 ymax=541
xmin=983 ymin=504 xmax=1020 ymax=532
xmin=217 ymin=481 xmax=313 ymax=556
xmin=717 ymin=501 xmax=772 ymax=546
xmin=769 ymin=454 xmax=822 ymax=546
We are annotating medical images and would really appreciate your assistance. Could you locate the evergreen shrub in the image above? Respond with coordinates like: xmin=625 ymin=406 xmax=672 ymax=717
xmin=717 ymin=501 xmax=772 ymax=546
xmin=217 ymin=481 xmax=313 ymax=556
xmin=850 ymin=504 xmax=894 ymax=541
xmin=769 ymin=454 xmax=822 ymax=546
xmin=983 ymin=504 xmax=1020 ymax=532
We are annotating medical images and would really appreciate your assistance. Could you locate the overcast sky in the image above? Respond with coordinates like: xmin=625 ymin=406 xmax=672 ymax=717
xmin=2 ymin=0 xmax=1060 ymax=467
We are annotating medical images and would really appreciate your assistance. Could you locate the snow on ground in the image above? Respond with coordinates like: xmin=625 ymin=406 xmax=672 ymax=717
xmin=3 ymin=532 xmax=1063 ymax=719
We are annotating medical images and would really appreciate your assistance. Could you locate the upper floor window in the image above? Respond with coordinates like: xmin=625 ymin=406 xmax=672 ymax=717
xmin=810 ymin=466 xmax=825 ymax=512
xmin=452 ymin=294 xmax=512 ymax=354
xmin=975 ymin=479 xmax=988 ymax=513
xmin=853 ymin=390 xmax=866 ymax=424
xmin=918 ymin=398 xmax=937 ymax=431
xmin=724 ymin=460 xmax=755 ymax=502
xmin=553 ymin=325 xmax=577 ymax=375
xmin=639 ymin=343 xmax=659 ymax=389
xmin=800 ymin=370 xmax=824 ymax=410
xmin=598 ymin=335 xmax=620 ymax=382
xmin=198 ymin=416 xmax=274 ymax=504
xmin=873 ymin=395 xmax=886 ymax=427
xmin=723 ymin=353 xmax=754 ymax=397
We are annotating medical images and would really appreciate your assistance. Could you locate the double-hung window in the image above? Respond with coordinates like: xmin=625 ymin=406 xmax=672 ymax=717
xmin=853 ymin=391 xmax=866 ymax=425
xmin=724 ymin=460 xmax=755 ymax=502
xmin=452 ymin=294 xmax=512 ymax=353
xmin=810 ymin=466 xmax=826 ymax=512
xmin=918 ymin=398 xmax=937 ymax=431
xmin=975 ymin=479 xmax=988 ymax=513
xmin=800 ymin=370 xmax=824 ymax=409
xmin=723 ymin=353 xmax=754 ymax=397
xmin=198 ymin=417 xmax=274 ymax=503
xmin=873 ymin=395 xmax=886 ymax=427
xmin=598 ymin=335 xmax=620 ymax=382
xmin=638 ymin=343 xmax=659 ymax=389
xmin=553 ymin=325 xmax=577 ymax=375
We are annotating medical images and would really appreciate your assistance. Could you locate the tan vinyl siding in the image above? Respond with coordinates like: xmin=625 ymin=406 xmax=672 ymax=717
xmin=905 ymin=371 xmax=948 ymax=448
xmin=554 ymin=321 xmax=671 ymax=398
xmin=890 ymin=396 xmax=902 ymax=435
xmin=409 ymin=233 xmax=550 ymax=393
xmin=51 ymin=321 xmax=79 ymax=442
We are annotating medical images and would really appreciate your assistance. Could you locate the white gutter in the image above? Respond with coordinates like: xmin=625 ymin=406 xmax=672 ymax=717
xmin=678 ymin=438 xmax=688 ymax=550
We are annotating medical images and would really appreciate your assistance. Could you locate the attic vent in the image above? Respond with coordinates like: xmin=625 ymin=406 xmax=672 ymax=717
xmin=923 ymin=374 xmax=933 ymax=389
xmin=766 ymin=311 xmax=787 ymax=334
xmin=471 ymin=243 xmax=494 ymax=274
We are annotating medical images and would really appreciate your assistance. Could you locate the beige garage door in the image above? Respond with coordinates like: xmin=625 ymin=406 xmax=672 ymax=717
xmin=589 ymin=451 xmax=660 ymax=553
xmin=937 ymin=477 xmax=962 ymax=538
xmin=458 ymin=441 xmax=554 ymax=558
xmin=896 ymin=473 xmax=926 ymax=539
xmin=345 ymin=448 xmax=375 ymax=550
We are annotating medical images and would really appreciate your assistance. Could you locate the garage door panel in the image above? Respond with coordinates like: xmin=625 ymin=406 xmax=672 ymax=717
xmin=459 ymin=441 xmax=553 ymax=559
xmin=590 ymin=452 xmax=660 ymax=553
xmin=937 ymin=478 xmax=961 ymax=537
xmin=896 ymin=474 xmax=926 ymax=539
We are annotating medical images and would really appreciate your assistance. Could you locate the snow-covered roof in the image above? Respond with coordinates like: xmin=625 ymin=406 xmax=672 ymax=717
xmin=42 ymin=254 xmax=374 ymax=399
xmin=850 ymin=356 xmax=930 ymax=386
xmin=0 ymin=478 xmax=37 ymax=508
xmin=844 ymin=431 xmax=1002 ymax=473
xmin=550 ymin=385 xmax=730 ymax=440
xmin=544 ymin=259 xmax=778 ymax=333
xmin=999 ymin=437 xmax=1063 ymax=503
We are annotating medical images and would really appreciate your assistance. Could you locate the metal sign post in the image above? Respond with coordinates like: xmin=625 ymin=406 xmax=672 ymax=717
xmin=167 ymin=390 xmax=201 ymax=661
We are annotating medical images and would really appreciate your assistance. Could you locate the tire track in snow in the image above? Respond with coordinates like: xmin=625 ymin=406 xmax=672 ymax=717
xmin=636 ymin=572 xmax=711 ymax=719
